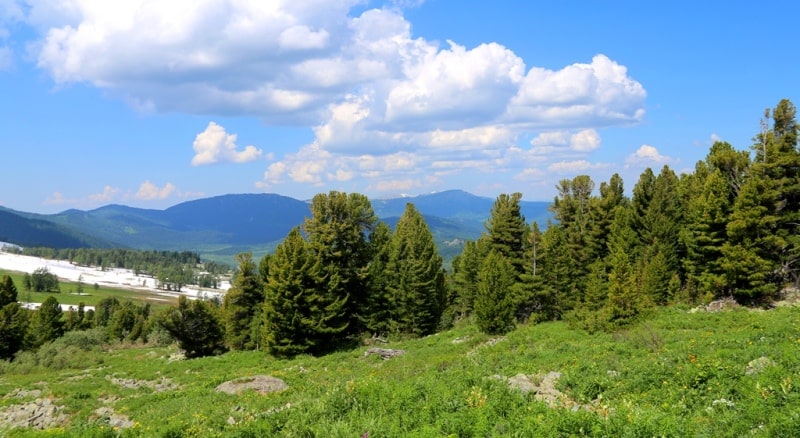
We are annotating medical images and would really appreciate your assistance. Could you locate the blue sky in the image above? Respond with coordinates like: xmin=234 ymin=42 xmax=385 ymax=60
xmin=1 ymin=0 xmax=797 ymax=214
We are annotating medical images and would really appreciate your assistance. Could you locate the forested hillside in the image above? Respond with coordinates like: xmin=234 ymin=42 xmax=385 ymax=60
xmin=2 ymin=99 xmax=797 ymax=367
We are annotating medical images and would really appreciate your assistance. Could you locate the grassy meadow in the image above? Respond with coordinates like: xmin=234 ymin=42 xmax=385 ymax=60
xmin=2 ymin=303 xmax=800 ymax=437
xmin=0 ymin=269 xmax=180 ymax=309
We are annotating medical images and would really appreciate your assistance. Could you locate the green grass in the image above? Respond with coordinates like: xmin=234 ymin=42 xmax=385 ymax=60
xmin=3 ymin=305 xmax=800 ymax=436
xmin=0 ymin=269 xmax=176 ymax=308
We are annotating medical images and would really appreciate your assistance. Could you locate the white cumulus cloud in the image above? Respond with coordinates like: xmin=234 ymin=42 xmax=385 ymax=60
xmin=625 ymin=145 xmax=675 ymax=168
xmin=13 ymin=1 xmax=648 ymax=197
xmin=191 ymin=122 xmax=263 ymax=165
xmin=135 ymin=181 xmax=176 ymax=200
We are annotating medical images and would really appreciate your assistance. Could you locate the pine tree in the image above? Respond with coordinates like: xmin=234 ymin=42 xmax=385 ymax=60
xmin=158 ymin=295 xmax=226 ymax=359
xmin=587 ymin=173 xmax=626 ymax=262
xmin=384 ymin=203 xmax=445 ymax=336
xmin=537 ymin=223 xmax=578 ymax=319
xmin=263 ymin=227 xmax=348 ymax=356
xmin=485 ymin=193 xmax=527 ymax=276
xmin=475 ymin=251 xmax=516 ymax=335
xmin=549 ymin=175 xmax=595 ymax=299
xmin=448 ymin=239 xmax=488 ymax=319
xmin=222 ymin=252 xmax=265 ymax=350
xmin=362 ymin=222 xmax=395 ymax=335
xmin=683 ymin=161 xmax=738 ymax=299
xmin=29 ymin=296 xmax=64 ymax=347
xmin=0 ymin=303 xmax=29 ymax=359
xmin=303 ymin=191 xmax=377 ymax=337
xmin=604 ymin=205 xmax=650 ymax=326
xmin=0 ymin=275 xmax=18 ymax=307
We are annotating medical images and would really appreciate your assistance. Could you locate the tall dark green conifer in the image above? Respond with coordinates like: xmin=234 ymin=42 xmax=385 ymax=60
xmin=363 ymin=222 xmax=395 ymax=335
xmin=222 ymin=252 xmax=265 ymax=350
xmin=448 ymin=239 xmax=488 ymax=319
xmin=0 ymin=275 xmax=18 ymax=307
xmin=485 ymin=193 xmax=527 ymax=276
xmin=475 ymin=251 xmax=516 ymax=335
xmin=304 ymin=191 xmax=377 ymax=337
xmin=0 ymin=303 xmax=29 ymax=359
xmin=29 ymin=296 xmax=64 ymax=347
xmin=263 ymin=227 xmax=346 ymax=356
xmin=384 ymin=203 xmax=445 ymax=336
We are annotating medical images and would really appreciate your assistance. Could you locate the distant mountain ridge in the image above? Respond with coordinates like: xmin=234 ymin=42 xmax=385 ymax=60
xmin=0 ymin=190 xmax=551 ymax=264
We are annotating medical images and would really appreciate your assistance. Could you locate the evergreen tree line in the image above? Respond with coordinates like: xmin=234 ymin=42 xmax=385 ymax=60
xmin=450 ymin=99 xmax=800 ymax=333
xmin=3 ymin=99 xmax=795 ymax=359
xmin=0 ymin=275 xmax=156 ymax=360
xmin=204 ymin=193 xmax=447 ymax=357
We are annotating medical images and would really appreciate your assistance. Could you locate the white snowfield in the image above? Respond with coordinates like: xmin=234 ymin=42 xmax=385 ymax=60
xmin=0 ymin=250 xmax=229 ymax=306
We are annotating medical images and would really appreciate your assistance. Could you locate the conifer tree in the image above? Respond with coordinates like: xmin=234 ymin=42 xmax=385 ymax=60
xmin=304 ymin=191 xmax=377 ymax=337
xmin=0 ymin=303 xmax=29 ymax=359
xmin=475 ymin=251 xmax=516 ymax=335
xmin=587 ymin=173 xmax=626 ymax=262
xmin=362 ymin=222 xmax=395 ymax=335
xmin=0 ymin=275 xmax=18 ymax=307
xmin=29 ymin=296 xmax=64 ymax=347
xmin=263 ymin=227 xmax=348 ymax=356
xmin=537 ymin=223 xmax=577 ymax=319
xmin=158 ymin=295 xmax=226 ymax=358
xmin=485 ymin=193 xmax=527 ymax=276
xmin=384 ymin=203 xmax=445 ymax=336
xmin=448 ymin=239 xmax=488 ymax=319
xmin=721 ymin=100 xmax=799 ymax=298
xmin=549 ymin=176 xmax=595 ymax=298
xmin=222 ymin=252 xmax=264 ymax=350
xmin=604 ymin=205 xmax=650 ymax=325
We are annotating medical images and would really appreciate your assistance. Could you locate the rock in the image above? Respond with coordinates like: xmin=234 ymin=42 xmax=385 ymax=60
xmin=106 ymin=375 xmax=178 ymax=392
xmin=215 ymin=375 xmax=288 ymax=395
xmin=705 ymin=298 xmax=738 ymax=312
xmin=364 ymin=348 xmax=406 ymax=360
xmin=0 ymin=398 xmax=69 ymax=431
xmin=745 ymin=356 xmax=775 ymax=376
xmin=92 ymin=407 xmax=135 ymax=429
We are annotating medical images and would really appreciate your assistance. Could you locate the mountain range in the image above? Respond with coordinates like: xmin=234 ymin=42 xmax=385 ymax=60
xmin=0 ymin=190 xmax=551 ymax=264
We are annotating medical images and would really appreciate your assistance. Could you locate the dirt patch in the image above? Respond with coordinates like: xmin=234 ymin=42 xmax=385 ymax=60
xmin=215 ymin=375 xmax=288 ymax=395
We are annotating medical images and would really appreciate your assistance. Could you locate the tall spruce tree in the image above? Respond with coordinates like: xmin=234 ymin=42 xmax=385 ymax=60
xmin=448 ymin=238 xmax=488 ymax=319
xmin=604 ymin=205 xmax=650 ymax=325
xmin=222 ymin=252 xmax=265 ymax=350
xmin=362 ymin=222 xmax=395 ymax=335
xmin=485 ymin=193 xmax=527 ymax=276
xmin=722 ymin=99 xmax=800 ymax=299
xmin=587 ymin=173 xmax=626 ymax=262
xmin=0 ymin=275 xmax=18 ymax=307
xmin=475 ymin=251 xmax=516 ymax=335
xmin=263 ymin=227 xmax=346 ymax=356
xmin=384 ymin=203 xmax=445 ymax=336
xmin=0 ymin=303 xmax=29 ymax=359
xmin=29 ymin=296 xmax=64 ymax=347
xmin=550 ymin=175 xmax=595 ymax=298
xmin=304 ymin=191 xmax=377 ymax=337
